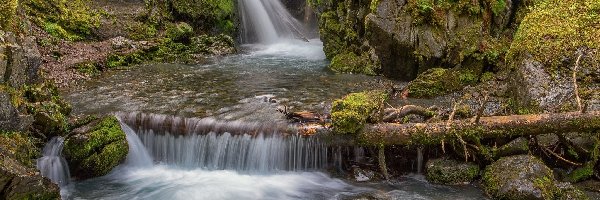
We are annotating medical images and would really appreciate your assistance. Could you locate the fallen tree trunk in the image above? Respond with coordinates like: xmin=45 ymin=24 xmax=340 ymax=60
xmin=360 ymin=111 xmax=600 ymax=146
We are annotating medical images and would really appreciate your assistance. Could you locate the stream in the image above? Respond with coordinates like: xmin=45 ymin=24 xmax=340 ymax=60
xmin=61 ymin=39 xmax=489 ymax=199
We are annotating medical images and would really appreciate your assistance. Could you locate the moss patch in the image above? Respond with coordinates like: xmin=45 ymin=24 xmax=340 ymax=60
xmin=425 ymin=158 xmax=479 ymax=185
xmin=407 ymin=68 xmax=478 ymax=98
xmin=0 ymin=0 xmax=18 ymax=31
xmin=63 ymin=116 xmax=128 ymax=179
xmin=331 ymin=91 xmax=387 ymax=135
xmin=329 ymin=52 xmax=376 ymax=75
xmin=508 ymin=0 xmax=600 ymax=71
xmin=23 ymin=0 xmax=100 ymax=40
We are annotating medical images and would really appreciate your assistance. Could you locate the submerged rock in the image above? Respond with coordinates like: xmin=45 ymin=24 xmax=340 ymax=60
xmin=482 ymin=155 xmax=587 ymax=200
xmin=63 ymin=116 xmax=129 ymax=179
xmin=425 ymin=158 xmax=479 ymax=185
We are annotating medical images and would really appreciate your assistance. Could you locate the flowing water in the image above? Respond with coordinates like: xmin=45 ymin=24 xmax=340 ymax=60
xmin=61 ymin=0 xmax=489 ymax=199
xmin=37 ymin=137 xmax=71 ymax=187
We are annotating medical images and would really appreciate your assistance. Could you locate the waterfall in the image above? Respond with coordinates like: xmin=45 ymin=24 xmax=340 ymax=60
xmin=118 ymin=113 xmax=331 ymax=172
xmin=119 ymin=119 xmax=153 ymax=168
xmin=37 ymin=137 xmax=71 ymax=186
xmin=238 ymin=0 xmax=308 ymax=44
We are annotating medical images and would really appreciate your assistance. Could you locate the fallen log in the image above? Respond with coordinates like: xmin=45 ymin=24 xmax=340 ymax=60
xmin=360 ymin=111 xmax=600 ymax=146
xmin=382 ymin=105 xmax=434 ymax=122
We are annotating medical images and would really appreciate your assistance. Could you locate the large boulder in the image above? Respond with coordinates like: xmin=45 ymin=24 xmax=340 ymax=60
xmin=508 ymin=0 xmax=600 ymax=112
xmin=63 ymin=116 xmax=129 ymax=179
xmin=425 ymin=158 xmax=479 ymax=185
xmin=482 ymin=155 xmax=587 ymax=200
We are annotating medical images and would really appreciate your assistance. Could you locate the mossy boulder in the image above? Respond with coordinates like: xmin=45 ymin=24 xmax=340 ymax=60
xmin=508 ymin=0 xmax=600 ymax=112
xmin=330 ymin=52 xmax=376 ymax=75
xmin=406 ymin=68 xmax=478 ymax=98
xmin=0 ymin=132 xmax=60 ymax=199
xmin=425 ymin=158 xmax=479 ymax=185
xmin=63 ymin=116 xmax=128 ymax=179
xmin=331 ymin=91 xmax=387 ymax=134
xmin=483 ymin=155 xmax=587 ymax=200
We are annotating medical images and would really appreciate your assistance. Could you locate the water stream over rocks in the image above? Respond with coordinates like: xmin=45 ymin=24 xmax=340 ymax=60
xmin=60 ymin=0 xmax=489 ymax=199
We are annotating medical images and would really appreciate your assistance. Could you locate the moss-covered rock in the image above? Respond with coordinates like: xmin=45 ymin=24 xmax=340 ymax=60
xmin=330 ymin=52 xmax=376 ymax=75
xmin=63 ymin=116 xmax=128 ymax=179
xmin=23 ymin=0 xmax=100 ymax=40
xmin=23 ymin=82 xmax=72 ymax=137
xmin=331 ymin=91 xmax=387 ymax=134
xmin=0 ymin=0 xmax=18 ymax=31
xmin=166 ymin=22 xmax=194 ymax=42
xmin=508 ymin=0 xmax=600 ymax=112
xmin=482 ymin=155 xmax=587 ymax=199
xmin=425 ymin=158 xmax=479 ymax=185
xmin=406 ymin=68 xmax=478 ymax=98
xmin=145 ymin=0 xmax=236 ymax=34
xmin=0 ymin=132 xmax=60 ymax=199
xmin=494 ymin=137 xmax=529 ymax=158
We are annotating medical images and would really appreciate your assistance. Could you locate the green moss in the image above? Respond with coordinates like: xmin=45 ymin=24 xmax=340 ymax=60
xmin=0 ymin=0 xmax=18 ymax=31
xmin=22 ymin=82 xmax=72 ymax=136
xmin=508 ymin=0 xmax=600 ymax=71
xmin=63 ymin=116 xmax=128 ymax=178
xmin=126 ymin=22 xmax=158 ymax=41
xmin=331 ymin=91 xmax=387 ymax=134
xmin=169 ymin=0 xmax=236 ymax=34
xmin=0 ymin=132 xmax=40 ymax=168
xmin=166 ymin=22 xmax=194 ymax=42
xmin=106 ymin=51 xmax=147 ymax=68
xmin=566 ymin=162 xmax=595 ymax=183
xmin=426 ymin=158 xmax=480 ymax=185
xmin=329 ymin=52 xmax=376 ymax=75
xmin=24 ymin=0 xmax=100 ymax=40
xmin=407 ymin=68 xmax=478 ymax=98
xmin=74 ymin=62 xmax=100 ymax=76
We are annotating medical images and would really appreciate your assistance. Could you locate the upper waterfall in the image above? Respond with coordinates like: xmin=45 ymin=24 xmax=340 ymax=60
xmin=239 ymin=0 xmax=309 ymax=44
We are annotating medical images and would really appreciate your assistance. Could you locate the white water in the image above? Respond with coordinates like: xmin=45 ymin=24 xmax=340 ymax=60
xmin=37 ymin=137 xmax=71 ymax=186
xmin=238 ymin=0 xmax=308 ymax=44
xmin=119 ymin=119 xmax=153 ymax=168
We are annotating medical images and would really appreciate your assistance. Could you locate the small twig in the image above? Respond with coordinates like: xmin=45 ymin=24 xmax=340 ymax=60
xmin=448 ymin=100 xmax=469 ymax=161
xmin=573 ymin=53 xmax=583 ymax=113
xmin=541 ymin=146 xmax=582 ymax=166
xmin=474 ymin=94 xmax=489 ymax=124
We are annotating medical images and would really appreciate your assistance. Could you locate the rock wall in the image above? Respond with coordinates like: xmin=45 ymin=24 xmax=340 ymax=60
xmin=311 ymin=0 xmax=528 ymax=80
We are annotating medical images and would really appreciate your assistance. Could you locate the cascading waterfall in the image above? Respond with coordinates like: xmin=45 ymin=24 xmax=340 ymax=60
xmin=37 ymin=137 xmax=71 ymax=186
xmin=118 ymin=112 xmax=332 ymax=172
xmin=238 ymin=0 xmax=309 ymax=44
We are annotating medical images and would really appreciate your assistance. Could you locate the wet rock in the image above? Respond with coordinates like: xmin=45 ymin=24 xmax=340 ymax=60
xmin=495 ymin=137 xmax=529 ymax=158
xmin=331 ymin=91 xmax=387 ymax=135
xmin=352 ymin=166 xmax=377 ymax=182
xmin=63 ymin=116 xmax=129 ymax=179
xmin=0 ymin=133 xmax=60 ymax=199
xmin=482 ymin=155 xmax=587 ymax=199
xmin=24 ymin=83 xmax=72 ymax=137
xmin=425 ymin=158 xmax=479 ymax=185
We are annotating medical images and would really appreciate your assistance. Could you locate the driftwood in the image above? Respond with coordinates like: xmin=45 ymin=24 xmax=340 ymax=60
xmin=278 ymin=106 xmax=329 ymax=123
xmin=361 ymin=111 xmax=600 ymax=146
xmin=383 ymin=105 xmax=434 ymax=122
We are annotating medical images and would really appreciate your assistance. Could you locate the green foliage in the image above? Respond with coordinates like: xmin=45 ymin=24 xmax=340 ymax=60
xmin=169 ymin=0 xmax=236 ymax=34
xmin=63 ymin=116 xmax=128 ymax=178
xmin=331 ymin=91 xmax=387 ymax=134
xmin=508 ymin=0 xmax=600 ymax=71
xmin=126 ymin=22 xmax=158 ymax=41
xmin=329 ymin=52 xmax=376 ymax=75
xmin=106 ymin=52 xmax=146 ymax=68
xmin=23 ymin=0 xmax=100 ymax=40
xmin=407 ymin=68 xmax=478 ymax=98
